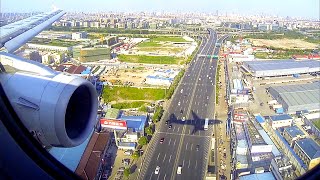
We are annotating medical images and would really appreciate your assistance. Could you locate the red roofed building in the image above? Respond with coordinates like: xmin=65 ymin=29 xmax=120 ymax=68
xmin=66 ymin=65 xmax=86 ymax=74
xmin=75 ymin=132 xmax=110 ymax=180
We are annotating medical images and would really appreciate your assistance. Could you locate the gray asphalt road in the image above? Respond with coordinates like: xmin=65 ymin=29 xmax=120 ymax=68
xmin=139 ymin=29 xmax=228 ymax=180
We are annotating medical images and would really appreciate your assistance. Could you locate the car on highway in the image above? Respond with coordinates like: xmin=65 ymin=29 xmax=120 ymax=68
xmin=160 ymin=138 xmax=164 ymax=144
xmin=165 ymin=120 xmax=169 ymax=125
xmin=199 ymin=78 xmax=201 ymax=81
xmin=168 ymin=125 xmax=172 ymax=129
xmin=180 ymin=89 xmax=183 ymax=93
xmin=182 ymin=116 xmax=186 ymax=121
xmin=177 ymin=166 xmax=182 ymax=174
xmin=178 ymin=101 xmax=181 ymax=106
xmin=196 ymin=145 xmax=200 ymax=151
xmin=155 ymin=166 xmax=160 ymax=174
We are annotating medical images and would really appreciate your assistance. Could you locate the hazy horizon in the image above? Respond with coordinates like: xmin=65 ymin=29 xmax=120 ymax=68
xmin=1 ymin=0 xmax=319 ymax=20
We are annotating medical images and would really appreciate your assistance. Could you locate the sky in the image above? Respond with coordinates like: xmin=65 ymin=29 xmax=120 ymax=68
xmin=1 ymin=0 xmax=319 ymax=19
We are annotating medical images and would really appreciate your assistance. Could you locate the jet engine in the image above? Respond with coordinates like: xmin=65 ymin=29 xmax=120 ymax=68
xmin=0 ymin=52 xmax=98 ymax=147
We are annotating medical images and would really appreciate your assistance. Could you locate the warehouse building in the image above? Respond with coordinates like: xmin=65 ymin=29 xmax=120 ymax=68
xmin=242 ymin=60 xmax=320 ymax=78
xmin=268 ymin=82 xmax=320 ymax=114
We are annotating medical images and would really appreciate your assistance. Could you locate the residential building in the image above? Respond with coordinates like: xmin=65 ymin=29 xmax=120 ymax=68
xmin=72 ymin=31 xmax=88 ymax=40
xmin=270 ymin=156 xmax=295 ymax=180
xmin=268 ymin=114 xmax=293 ymax=129
xmin=293 ymin=138 xmax=320 ymax=170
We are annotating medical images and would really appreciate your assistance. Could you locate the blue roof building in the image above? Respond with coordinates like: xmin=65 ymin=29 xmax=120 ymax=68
xmin=283 ymin=126 xmax=306 ymax=146
xmin=268 ymin=114 xmax=293 ymax=129
xmin=120 ymin=115 xmax=147 ymax=134
xmin=239 ymin=172 xmax=275 ymax=180
xmin=294 ymin=138 xmax=320 ymax=170
xmin=255 ymin=115 xmax=265 ymax=124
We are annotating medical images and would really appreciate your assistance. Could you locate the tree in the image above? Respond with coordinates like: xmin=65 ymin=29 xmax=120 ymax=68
xmin=132 ymin=151 xmax=140 ymax=159
xmin=145 ymin=126 xmax=154 ymax=136
xmin=138 ymin=136 xmax=148 ymax=146
xmin=152 ymin=106 xmax=164 ymax=123
xmin=138 ymin=105 xmax=148 ymax=112
xmin=124 ymin=168 xmax=130 ymax=177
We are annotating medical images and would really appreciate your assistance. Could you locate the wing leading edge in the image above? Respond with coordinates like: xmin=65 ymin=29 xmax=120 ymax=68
xmin=0 ymin=10 xmax=65 ymax=53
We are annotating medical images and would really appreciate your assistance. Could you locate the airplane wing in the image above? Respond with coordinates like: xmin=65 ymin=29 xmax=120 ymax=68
xmin=0 ymin=9 xmax=65 ymax=53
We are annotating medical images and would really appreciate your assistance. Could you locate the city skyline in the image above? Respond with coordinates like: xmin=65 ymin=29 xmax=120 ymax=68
xmin=1 ymin=0 xmax=319 ymax=20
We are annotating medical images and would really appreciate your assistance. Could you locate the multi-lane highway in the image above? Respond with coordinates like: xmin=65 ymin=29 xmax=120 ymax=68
xmin=139 ymin=29 xmax=226 ymax=180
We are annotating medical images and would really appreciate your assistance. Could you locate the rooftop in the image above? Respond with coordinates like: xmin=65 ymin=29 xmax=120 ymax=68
xmin=244 ymin=121 xmax=266 ymax=145
xmin=269 ymin=114 xmax=293 ymax=122
xmin=75 ymin=132 xmax=110 ymax=180
xmin=239 ymin=172 xmax=275 ymax=180
xmin=295 ymin=138 xmax=320 ymax=160
xmin=105 ymin=108 xmax=120 ymax=119
xmin=120 ymin=115 xmax=147 ymax=132
xmin=284 ymin=126 xmax=305 ymax=138
xmin=255 ymin=115 xmax=265 ymax=124
xmin=243 ymin=60 xmax=320 ymax=72
xmin=269 ymin=82 xmax=320 ymax=107
xmin=49 ymin=131 xmax=92 ymax=172
xmin=118 ymin=142 xmax=136 ymax=148
xmin=66 ymin=65 xmax=87 ymax=74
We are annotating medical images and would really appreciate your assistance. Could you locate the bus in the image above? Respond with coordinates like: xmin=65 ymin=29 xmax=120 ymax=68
xmin=204 ymin=118 xmax=209 ymax=130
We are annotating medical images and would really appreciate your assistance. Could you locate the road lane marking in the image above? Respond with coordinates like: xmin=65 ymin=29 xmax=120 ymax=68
xmin=191 ymin=144 xmax=193 ymax=150
xmin=164 ymin=173 xmax=167 ymax=180
xmin=188 ymin=160 xmax=191 ymax=168
xmin=168 ymin=138 xmax=171 ymax=145
xmin=169 ymin=155 xmax=172 ymax=163
xmin=149 ymin=173 xmax=153 ymax=180
xmin=174 ymin=139 xmax=176 ymax=146
xmin=157 ymin=153 xmax=160 ymax=161
xmin=183 ymin=160 xmax=185 ymax=167
xmin=186 ymin=142 xmax=188 ymax=150
xmin=195 ymin=160 xmax=198 ymax=169
xmin=163 ymin=153 xmax=167 ymax=162
xmin=156 ymin=172 xmax=161 ymax=180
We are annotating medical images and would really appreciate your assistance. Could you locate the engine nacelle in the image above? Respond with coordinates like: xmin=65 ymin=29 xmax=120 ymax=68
xmin=0 ymin=53 xmax=98 ymax=147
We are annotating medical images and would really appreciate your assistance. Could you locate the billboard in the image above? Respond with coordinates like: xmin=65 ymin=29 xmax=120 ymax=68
xmin=100 ymin=119 xmax=127 ymax=130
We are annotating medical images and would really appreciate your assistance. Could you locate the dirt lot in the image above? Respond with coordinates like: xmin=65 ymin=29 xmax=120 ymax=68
xmin=249 ymin=38 xmax=318 ymax=49
xmin=100 ymin=67 xmax=153 ymax=87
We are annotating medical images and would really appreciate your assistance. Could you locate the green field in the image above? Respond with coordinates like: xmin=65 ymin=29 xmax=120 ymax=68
xmin=137 ymin=41 xmax=162 ymax=47
xmin=117 ymin=54 xmax=181 ymax=64
xmin=102 ymin=86 xmax=166 ymax=102
xmin=151 ymin=36 xmax=189 ymax=42
xmin=111 ymin=101 xmax=148 ymax=109
xmin=137 ymin=36 xmax=189 ymax=48
xmin=29 ymin=38 xmax=79 ymax=47
xmin=254 ymin=48 xmax=312 ymax=59
xmin=313 ymin=119 xmax=320 ymax=130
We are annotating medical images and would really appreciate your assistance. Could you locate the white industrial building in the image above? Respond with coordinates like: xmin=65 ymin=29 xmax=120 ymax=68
xmin=242 ymin=60 xmax=320 ymax=78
